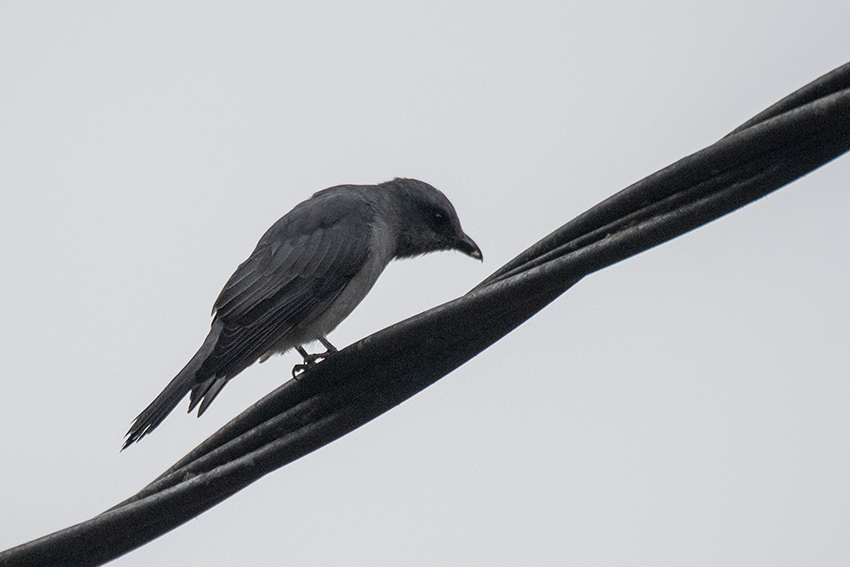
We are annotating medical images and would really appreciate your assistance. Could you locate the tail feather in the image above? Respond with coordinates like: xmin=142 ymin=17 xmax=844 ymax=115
xmin=122 ymin=322 xmax=223 ymax=449
xmin=122 ymin=364 xmax=197 ymax=449
xmin=189 ymin=376 xmax=230 ymax=417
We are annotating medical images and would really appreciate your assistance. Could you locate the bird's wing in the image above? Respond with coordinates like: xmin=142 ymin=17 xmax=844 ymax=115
xmin=199 ymin=189 xmax=375 ymax=378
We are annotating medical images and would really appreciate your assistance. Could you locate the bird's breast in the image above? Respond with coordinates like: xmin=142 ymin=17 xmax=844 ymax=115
xmin=297 ymin=221 xmax=396 ymax=339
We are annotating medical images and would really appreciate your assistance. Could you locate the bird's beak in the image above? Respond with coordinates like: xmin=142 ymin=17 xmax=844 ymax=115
xmin=454 ymin=232 xmax=483 ymax=261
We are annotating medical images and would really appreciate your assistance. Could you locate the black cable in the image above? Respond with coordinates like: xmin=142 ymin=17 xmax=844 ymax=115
xmin=2 ymin=62 xmax=849 ymax=567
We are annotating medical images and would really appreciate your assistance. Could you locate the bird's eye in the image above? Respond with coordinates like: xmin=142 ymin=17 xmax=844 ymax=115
xmin=431 ymin=211 xmax=451 ymax=229
xmin=424 ymin=206 xmax=450 ymax=230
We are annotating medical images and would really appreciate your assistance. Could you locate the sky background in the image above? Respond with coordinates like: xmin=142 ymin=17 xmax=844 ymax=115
xmin=2 ymin=2 xmax=850 ymax=566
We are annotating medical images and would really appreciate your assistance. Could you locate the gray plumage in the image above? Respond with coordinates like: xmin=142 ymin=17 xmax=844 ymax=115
xmin=123 ymin=178 xmax=481 ymax=448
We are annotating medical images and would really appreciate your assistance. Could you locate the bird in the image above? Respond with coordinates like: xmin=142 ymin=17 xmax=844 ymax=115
xmin=123 ymin=178 xmax=482 ymax=448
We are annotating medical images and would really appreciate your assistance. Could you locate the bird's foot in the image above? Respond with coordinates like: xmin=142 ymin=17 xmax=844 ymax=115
xmin=291 ymin=352 xmax=331 ymax=377
xmin=292 ymin=341 xmax=338 ymax=377
xmin=291 ymin=362 xmax=310 ymax=377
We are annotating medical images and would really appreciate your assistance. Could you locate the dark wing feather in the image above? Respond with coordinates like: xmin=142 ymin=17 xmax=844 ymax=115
xmin=125 ymin=187 xmax=378 ymax=445
xmin=196 ymin=189 xmax=375 ymax=380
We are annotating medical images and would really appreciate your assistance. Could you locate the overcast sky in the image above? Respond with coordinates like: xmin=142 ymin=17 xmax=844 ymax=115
xmin=2 ymin=2 xmax=850 ymax=566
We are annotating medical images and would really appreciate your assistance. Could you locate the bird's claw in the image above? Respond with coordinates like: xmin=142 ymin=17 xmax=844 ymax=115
xmin=291 ymin=349 xmax=336 ymax=377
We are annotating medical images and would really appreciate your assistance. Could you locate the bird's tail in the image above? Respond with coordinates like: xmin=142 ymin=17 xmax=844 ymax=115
xmin=122 ymin=322 xmax=222 ymax=449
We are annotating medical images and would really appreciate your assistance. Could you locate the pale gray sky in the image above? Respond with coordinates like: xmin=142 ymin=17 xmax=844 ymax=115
xmin=2 ymin=2 xmax=849 ymax=565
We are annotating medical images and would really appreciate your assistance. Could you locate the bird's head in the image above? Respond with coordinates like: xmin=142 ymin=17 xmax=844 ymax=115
xmin=384 ymin=178 xmax=482 ymax=261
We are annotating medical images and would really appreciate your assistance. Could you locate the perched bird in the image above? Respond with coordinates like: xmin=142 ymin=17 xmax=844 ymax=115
xmin=123 ymin=178 xmax=482 ymax=448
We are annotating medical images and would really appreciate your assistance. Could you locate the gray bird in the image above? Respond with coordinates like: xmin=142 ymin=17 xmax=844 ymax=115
xmin=123 ymin=178 xmax=481 ymax=448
